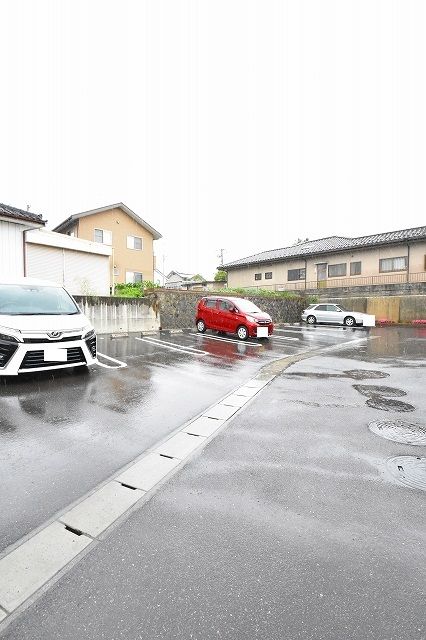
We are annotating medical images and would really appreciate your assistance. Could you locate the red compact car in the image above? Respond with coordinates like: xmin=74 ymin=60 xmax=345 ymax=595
xmin=195 ymin=296 xmax=274 ymax=341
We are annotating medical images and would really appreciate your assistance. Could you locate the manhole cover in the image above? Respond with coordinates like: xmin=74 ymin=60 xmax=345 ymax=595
xmin=353 ymin=384 xmax=407 ymax=397
xmin=366 ymin=396 xmax=416 ymax=412
xmin=369 ymin=420 xmax=426 ymax=445
xmin=344 ymin=370 xmax=390 ymax=380
xmin=386 ymin=456 xmax=426 ymax=492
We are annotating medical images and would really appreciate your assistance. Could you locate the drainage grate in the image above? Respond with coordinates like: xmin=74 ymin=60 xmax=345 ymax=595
xmin=369 ymin=420 xmax=426 ymax=445
xmin=353 ymin=385 xmax=407 ymax=397
xmin=366 ymin=397 xmax=415 ymax=412
xmin=386 ymin=456 xmax=426 ymax=492
xmin=344 ymin=370 xmax=390 ymax=380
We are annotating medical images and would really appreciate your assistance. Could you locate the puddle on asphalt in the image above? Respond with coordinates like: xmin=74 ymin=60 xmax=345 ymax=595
xmin=343 ymin=370 xmax=390 ymax=380
xmin=366 ymin=396 xmax=415 ymax=412
xmin=285 ymin=369 xmax=391 ymax=381
xmin=352 ymin=384 xmax=407 ymax=398
xmin=386 ymin=456 xmax=426 ymax=492
xmin=369 ymin=420 xmax=426 ymax=445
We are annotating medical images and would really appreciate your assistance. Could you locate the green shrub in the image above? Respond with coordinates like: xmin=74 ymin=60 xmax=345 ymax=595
xmin=212 ymin=286 xmax=303 ymax=300
xmin=114 ymin=281 xmax=158 ymax=298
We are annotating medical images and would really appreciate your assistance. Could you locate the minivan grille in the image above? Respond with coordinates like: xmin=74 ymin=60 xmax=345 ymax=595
xmin=22 ymin=335 xmax=82 ymax=343
xmin=19 ymin=347 xmax=86 ymax=370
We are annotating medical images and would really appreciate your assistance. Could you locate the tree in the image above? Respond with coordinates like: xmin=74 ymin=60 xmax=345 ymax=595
xmin=191 ymin=274 xmax=205 ymax=281
xmin=214 ymin=270 xmax=227 ymax=282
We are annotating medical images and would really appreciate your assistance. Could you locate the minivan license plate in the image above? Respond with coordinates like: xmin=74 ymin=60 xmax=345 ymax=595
xmin=256 ymin=327 xmax=268 ymax=338
xmin=44 ymin=347 xmax=68 ymax=362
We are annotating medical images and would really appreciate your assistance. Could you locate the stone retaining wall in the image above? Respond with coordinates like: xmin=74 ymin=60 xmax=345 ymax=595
xmin=75 ymin=290 xmax=426 ymax=334
xmin=313 ymin=281 xmax=426 ymax=298
xmin=155 ymin=290 xmax=308 ymax=330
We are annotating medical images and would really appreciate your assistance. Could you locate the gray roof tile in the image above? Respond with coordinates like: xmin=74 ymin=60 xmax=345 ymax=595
xmin=0 ymin=203 xmax=46 ymax=226
xmin=223 ymin=226 xmax=426 ymax=269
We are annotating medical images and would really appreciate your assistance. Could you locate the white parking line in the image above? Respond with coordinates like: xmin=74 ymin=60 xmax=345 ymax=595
xmin=189 ymin=333 xmax=262 ymax=347
xmin=136 ymin=337 xmax=209 ymax=356
xmin=271 ymin=335 xmax=299 ymax=342
xmin=279 ymin=328 xmax=364 ymax=338
xmin=96 ymin=353 xmax=127 ymax=368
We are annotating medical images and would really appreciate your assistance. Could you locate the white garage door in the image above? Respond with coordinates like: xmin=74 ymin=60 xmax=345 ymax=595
xmin=26 ymin=245 xmax=110 ymax=296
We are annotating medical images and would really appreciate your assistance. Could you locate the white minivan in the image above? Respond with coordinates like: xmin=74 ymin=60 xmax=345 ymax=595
xmin=0 ymin=277 xmax=97 ymax=375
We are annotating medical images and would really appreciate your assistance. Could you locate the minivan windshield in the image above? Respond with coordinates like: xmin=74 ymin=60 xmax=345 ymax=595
xmin=235 ymin=299 xmax=262 ymax=313
xmin=0 ymin=285 xmax=80 ymax=315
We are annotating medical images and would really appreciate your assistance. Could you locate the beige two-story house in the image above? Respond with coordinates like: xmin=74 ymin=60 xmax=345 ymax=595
xmin=53 ymin=203 xmax=162 ymax=287
xmin=222 ymin=225 xmax=426 ymax=292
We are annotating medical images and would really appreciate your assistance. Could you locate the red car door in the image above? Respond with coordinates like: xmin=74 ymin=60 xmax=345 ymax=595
xmin=202 ymin=298 xmax=220 ymax=329
xmin=217 ymin=299 xmax=236 ymax=333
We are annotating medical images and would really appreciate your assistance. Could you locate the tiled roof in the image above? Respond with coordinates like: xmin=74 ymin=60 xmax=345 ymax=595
xmin=0 ymin=203 xmax=46 ymax=226
xmin=222 ymin=226 xmax=426 ymax=269
xmin=53 ymin=203 xmax=162 ymax=240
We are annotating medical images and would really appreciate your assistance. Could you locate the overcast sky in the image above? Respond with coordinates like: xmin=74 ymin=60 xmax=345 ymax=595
xmin=1 ymin=1 xmax=425 ymax=279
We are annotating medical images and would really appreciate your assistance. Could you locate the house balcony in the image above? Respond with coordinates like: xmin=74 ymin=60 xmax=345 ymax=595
xmin=249 ymin=271 xmax=426 ymax=292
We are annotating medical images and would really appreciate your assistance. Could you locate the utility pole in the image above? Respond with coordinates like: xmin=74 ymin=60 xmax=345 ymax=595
xmin=217 ymin=249 xmax=225 ymax=266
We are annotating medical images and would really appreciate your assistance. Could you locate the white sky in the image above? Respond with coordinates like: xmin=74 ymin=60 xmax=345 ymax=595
xmin=1 ymin=0 xmax=425 ymax=280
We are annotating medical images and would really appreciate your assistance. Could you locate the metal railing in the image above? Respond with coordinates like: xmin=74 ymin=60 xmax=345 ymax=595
xmin=247 ymin=271 xmax=426 ymax=292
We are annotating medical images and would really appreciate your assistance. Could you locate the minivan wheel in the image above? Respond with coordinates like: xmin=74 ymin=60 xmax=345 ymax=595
xmin=344 ymin=316 xmax=355 ymax=327
xmin=196 ymin=319 xmax=206 ymax=333
xmin=237 ymin=325 xmax=249 ymax=341
xmin=306 ymin=315 xmax=316 ymax=325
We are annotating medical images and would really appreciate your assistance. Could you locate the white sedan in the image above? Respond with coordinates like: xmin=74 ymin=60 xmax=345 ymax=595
xmin=301 ymin=303 xmax=375 ymax=327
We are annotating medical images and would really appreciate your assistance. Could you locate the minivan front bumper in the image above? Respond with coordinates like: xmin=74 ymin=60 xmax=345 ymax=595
xmin=0 ymin=336 xmax=97 ymax=376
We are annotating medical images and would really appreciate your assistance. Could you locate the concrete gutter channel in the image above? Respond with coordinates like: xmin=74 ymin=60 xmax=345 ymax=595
xmin=0 ymin=336 xmax=372 ymax=629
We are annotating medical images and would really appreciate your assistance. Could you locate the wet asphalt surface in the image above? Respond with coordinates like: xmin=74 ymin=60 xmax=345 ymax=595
xmin=0 ymin=324 xmax=366 ymax=553
xmin=1 ymin=326 xmax=425 ymax=640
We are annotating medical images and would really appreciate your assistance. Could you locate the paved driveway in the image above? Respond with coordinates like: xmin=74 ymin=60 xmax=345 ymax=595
xmin=0 ymin=325 xmax=367 ymax=552
xmin=0 ymin=326 xmax=424 ymax=639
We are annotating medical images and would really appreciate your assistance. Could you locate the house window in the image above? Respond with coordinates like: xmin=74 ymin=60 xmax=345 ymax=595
xmin=127 ymin=235 xmax=143 ymax=250
xmin=350 ymin=261 xmax=362 ymax=276
xmin=126 ymin=271 xmax=143 ymax=283
xmin=379 ymin=256 xmax=407 ymax=273
xmin=94 ymin=228 xmax=112 ymax=245
xmin=288 ymin=268 xmax=306 ymax=281
xmin=328 ymin=263 xmax=347 ymax=277
xmin=265 ymin=272 xmax=272 ymax=279
xmin=254 ymin=273 xmax=262 ymax=281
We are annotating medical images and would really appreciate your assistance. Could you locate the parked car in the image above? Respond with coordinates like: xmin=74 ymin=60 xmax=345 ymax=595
xmin=301 ymin=303 xmax=375 ymax=327
xmin=196 ymin=296 xmax=274 ymax=340
xmin=0 ymin=277 xmax=97 ymax=375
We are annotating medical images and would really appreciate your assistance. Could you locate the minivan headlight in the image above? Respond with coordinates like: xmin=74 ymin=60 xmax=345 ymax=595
xmin=0 ymin=332 xmax=18 ymax=343
xmin=82 ymin=328 xmax=96 ymax=339
xmin=0 ymin=326 xmax=21 ymax=342
xmin=246 ymin=316 xmax=258 ymax=323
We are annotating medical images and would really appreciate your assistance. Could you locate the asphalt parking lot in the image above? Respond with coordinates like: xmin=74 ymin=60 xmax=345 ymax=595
xmin=0 ymin=323 xmax=368 ymax=553
xmin=0 ymin=324 xmax=425 ymax=639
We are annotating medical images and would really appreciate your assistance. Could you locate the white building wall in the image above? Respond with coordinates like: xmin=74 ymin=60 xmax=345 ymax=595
xmin=0 ymin=220 xmax=24 ymax=277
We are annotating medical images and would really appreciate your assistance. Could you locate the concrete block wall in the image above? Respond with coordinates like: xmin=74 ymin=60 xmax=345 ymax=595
xmin=74 ymin=295 xmax=160 ymax=334
xmin=326 ymin=295 xmax=426 ymax=323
